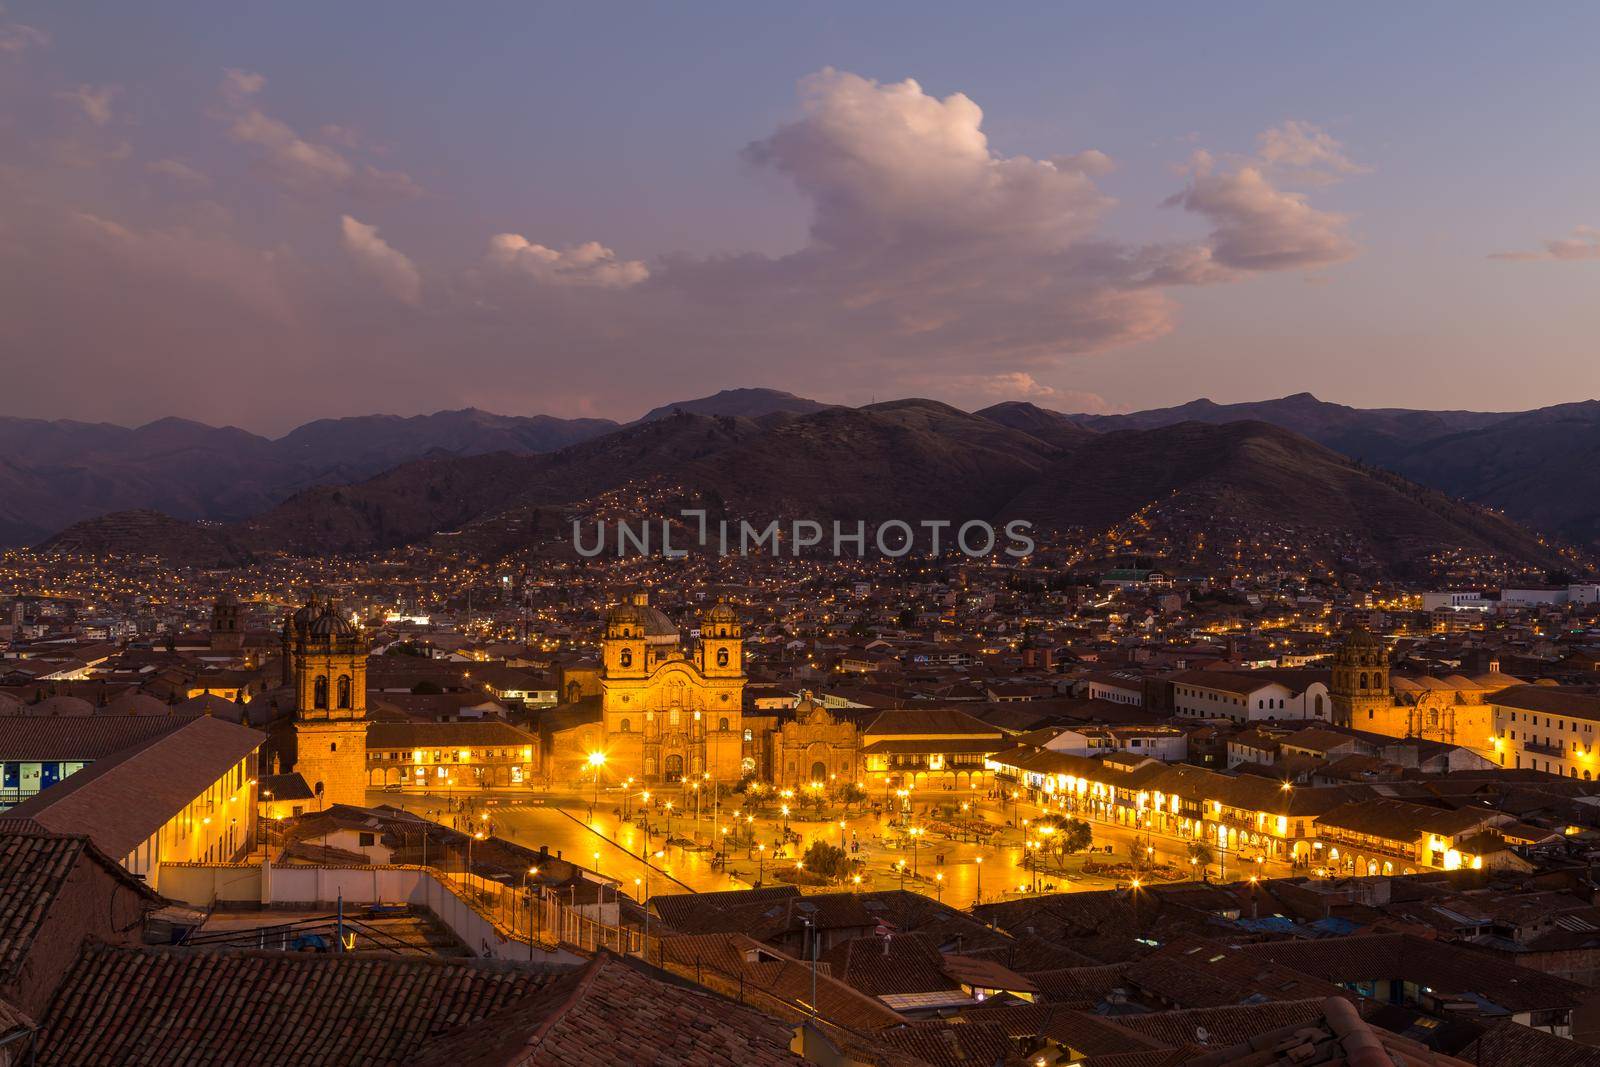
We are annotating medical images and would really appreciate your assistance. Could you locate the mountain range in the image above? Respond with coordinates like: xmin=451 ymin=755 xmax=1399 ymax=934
xmin=26 ymin=390 xmax=1587 ymax=576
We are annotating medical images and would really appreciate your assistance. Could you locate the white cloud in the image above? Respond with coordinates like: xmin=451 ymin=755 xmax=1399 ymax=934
xmin=1491 ymin=224 xmax=1600 ymax=262
xmin=1256 ymin=120 xmax=1368 ymax=184
xmin=146 ymin=158 xmax=211 ymax=186
xmin=0 ymin=15 xmax=48 ymax=54
xmin=1163 ymin=149 xmax=1359 ymax=274
xmin=215 ymin=70 xmax=418 ymax=199
xmin=743 ymin=69 xmax=1112 ymax=251
xmin=340 ymin=214 xmax=420 ymax=303
xmin=57 ymin=84 xmax=118 ymax=125
xmin=486 ymin=234 xmax=648 ymax=288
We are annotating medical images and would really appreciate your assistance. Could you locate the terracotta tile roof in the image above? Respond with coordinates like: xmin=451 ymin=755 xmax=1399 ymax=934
xmin=1108 ymin=998 xmax=1333 ymax=1049
xmin=6 ymin=714 xmax=263 ymax=859
xmin=34 ymin=943 xmax=560 ymax=1066
xmin=653 ymin=932 xmax=905 ymax=1034
xmin=959 ymin=1002 xmax=1163 ymax=1056
xmin=1314 ymin=798 xmax=1496 ymax=842
xmin=405 ymin=950 xmax=804 ymax=1067
xmin=1464 ymin=1018 xmax=1600 ymax=1067
xmin=1233 ymin=933 xmax=1593 ymax=1014
xmin=0 ymin=713 xmax=193 ymax=760
xmin=876 ymin=1019 xmax=1012 ymax=1066
xmin=820 ymin=933 xmax=958 ymax=998
xmin=0 ymin=829 xmax=158 ymax=987
xmin=1489 ymin=685 xmax=1600 ymax=720
xmin=365 ymin=720 xmax=536 ymax=749
xmin=1025 ymin=963 xmax=1132 ymax=1006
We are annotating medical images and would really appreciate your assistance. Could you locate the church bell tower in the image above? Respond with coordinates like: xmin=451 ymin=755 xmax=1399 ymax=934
xmin=1330 ymin=626 xmax=1390 ymax=728
xmin=287 ymin=596 xmax=369 ymax=808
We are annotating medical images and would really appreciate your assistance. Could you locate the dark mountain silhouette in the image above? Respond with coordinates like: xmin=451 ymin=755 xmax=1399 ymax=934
xmin=632 ymin=387 xmax=834 ymax=424
xmin=38 ymin=406 xmax=1574 ymax=574
xmin=999 ymin=421 xmax=1558 ymax=567
xmin=1383 ymin=400 xmax=1600 ymax=547
xmin=974 ymin=401 xmax=1099 ymax=450
xmin=1066 ymin=392 xmax=1515 ymax=464
xmin=0 ymin=408 xmax=620 ymax=544
xmin=13 ymin=389 xmax=1600 ymax=558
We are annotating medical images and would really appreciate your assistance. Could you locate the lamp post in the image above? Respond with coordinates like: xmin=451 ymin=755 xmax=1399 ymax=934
xmin=975 ymin=855 xmax=983 ymax=904
xmin=934 ymin=872 xmax=944 ymax=904
xmin=756 ymin=843 xmax=765 ymax=887
xmin=586 ymin=751 xmax=606 ymax=820
xmin=909 ymin=826 xmax=923 ymax=879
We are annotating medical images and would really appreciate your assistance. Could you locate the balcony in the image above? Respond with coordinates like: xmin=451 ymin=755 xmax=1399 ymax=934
xmin=1523 ymin=741 xmax=1566 ymax=758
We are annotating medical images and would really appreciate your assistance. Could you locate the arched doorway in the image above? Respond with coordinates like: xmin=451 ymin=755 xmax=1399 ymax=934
xmin=811 ymin=760 xmax=827 ymax=783
xmin=664 ymin=754 xmax=684 ymax=782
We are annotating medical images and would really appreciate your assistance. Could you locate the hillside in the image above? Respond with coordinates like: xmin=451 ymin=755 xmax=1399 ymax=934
xmin=1071 ymin=392 xmax=1515 ymax=465
xmin=632 ymin=387 xmax=834 ymax=424
xmin=1385 ymin=401 xmax=1600 ymax=547
xmin=999 ymin=421 xmax=1564 ymax=569
xmin=37 ymin=408 xmax=1576 ymax=574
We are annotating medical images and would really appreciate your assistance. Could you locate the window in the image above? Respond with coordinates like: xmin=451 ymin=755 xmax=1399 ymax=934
xmin=359 ymin=832 xmax=375 ymax=847
xmin=619 ymin=648 xmax=633 ymax=668
xmin=619 ymin=718 xmax=631 ymax=733
xmin=716 ymin=647 xmax=730 ymax=668
xmin=313 ymin=675 xmax=329 ymax=709
xmin=743 ymin=729 xmax=753 ymax=742
xmin=718 ymin=717 xmax=730 ymax=731
xmin=337 ymin=675 xmax=352 ymax=709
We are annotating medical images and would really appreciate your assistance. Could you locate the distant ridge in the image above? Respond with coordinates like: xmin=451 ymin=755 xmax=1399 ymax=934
xmin=631 ymin=387 xmax=835 ymax=424
xmin=9 ymin=388 xmax=1600 ymax=554
xmin=38 ymin=405 xmax=1580 ymax=575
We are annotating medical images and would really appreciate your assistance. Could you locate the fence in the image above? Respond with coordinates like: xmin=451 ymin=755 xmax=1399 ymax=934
xmin=158 ymin=860 xmax=635 ymax=961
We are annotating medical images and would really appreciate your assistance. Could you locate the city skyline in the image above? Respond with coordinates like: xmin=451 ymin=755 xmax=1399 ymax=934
xmin=3 ymin=4 xmax=1600 ymax=432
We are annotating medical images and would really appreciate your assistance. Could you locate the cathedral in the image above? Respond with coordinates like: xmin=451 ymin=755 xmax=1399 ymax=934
xmin=546 ymin=591 xmax=748 ymax=785
xmin=597 ymin=591 xmax=747 ymax=783
xmin=282 ymin=593 xmax=370 ymax=808
xmin=1329 ymin=626 xmax=1514 ymax=756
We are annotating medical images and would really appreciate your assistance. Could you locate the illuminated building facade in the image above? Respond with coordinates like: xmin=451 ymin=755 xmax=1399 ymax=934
xmin=589 ymin=591 xmax=747 ymax=783
xmin=286 ymin=593 xmax=369 ymax=808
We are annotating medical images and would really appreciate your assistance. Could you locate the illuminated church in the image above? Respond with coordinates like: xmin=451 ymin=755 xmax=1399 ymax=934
xmin=546 ymin=591 xmax=748 ymax=784
xmin=601 ymin=592 xmax=747 ymax=782
xmin=1329 ymin=626 xmax=1516 ymax=757
xmin=282 ymin=593 xmax=370 ymax=808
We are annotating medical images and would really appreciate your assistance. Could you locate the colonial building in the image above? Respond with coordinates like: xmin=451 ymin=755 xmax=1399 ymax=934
xmin=548 ymin=591 xmax=747 ymax=785
xmin=285 ymin=594 xmax=369 ymax=808
xmin=770 ymin=694 xmax=860 ymax=788
xmin=1489 ymin=685 xmax=1600 ymax=779
xmin=1330 ymin=627 xmax=1512 ymax=756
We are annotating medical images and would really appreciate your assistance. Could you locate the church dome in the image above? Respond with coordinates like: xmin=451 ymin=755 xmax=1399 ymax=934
xmin=285 ymin=594 xmax=322 ymax=636
xmin=703 ymin=600 xmax=739 ymax=625
xmin=307 ymin=604 xmax=357 ymax=638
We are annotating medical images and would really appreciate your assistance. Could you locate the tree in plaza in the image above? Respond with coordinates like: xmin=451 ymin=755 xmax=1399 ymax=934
xmin=802 ymin=840 xmax=858 ymax=882
xmin=1187 ymin=839 xmax=1215 ymax=881
xmin=1034 ymin=814 xmax=1093 ymax=869
xmin=732 ymin=772 xmax=759 ymax=795
xmin=835 ymin=782 xmax=868 ymax=811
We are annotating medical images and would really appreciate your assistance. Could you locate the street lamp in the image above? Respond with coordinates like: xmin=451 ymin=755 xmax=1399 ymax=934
xmin=586 ymin=751 xmax=607 ymax=818
xmin=756 ymin=843 xmax=766 ymax=886
xmin=975 ymin=856 xmax=983 ymax=904
xmin=934 ymin=872 xmax=944 ymax=904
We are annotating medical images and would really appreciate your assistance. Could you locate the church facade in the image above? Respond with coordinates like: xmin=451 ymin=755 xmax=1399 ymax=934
xmin=579 ymin=591 xmax=749 ymax=784
xmin=1329 ymin=627 xmax=1510 ymax=757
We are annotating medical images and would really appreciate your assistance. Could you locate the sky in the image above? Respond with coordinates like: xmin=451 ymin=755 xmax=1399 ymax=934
xmin=2 ymin=2 xmax=1598 ymax=434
